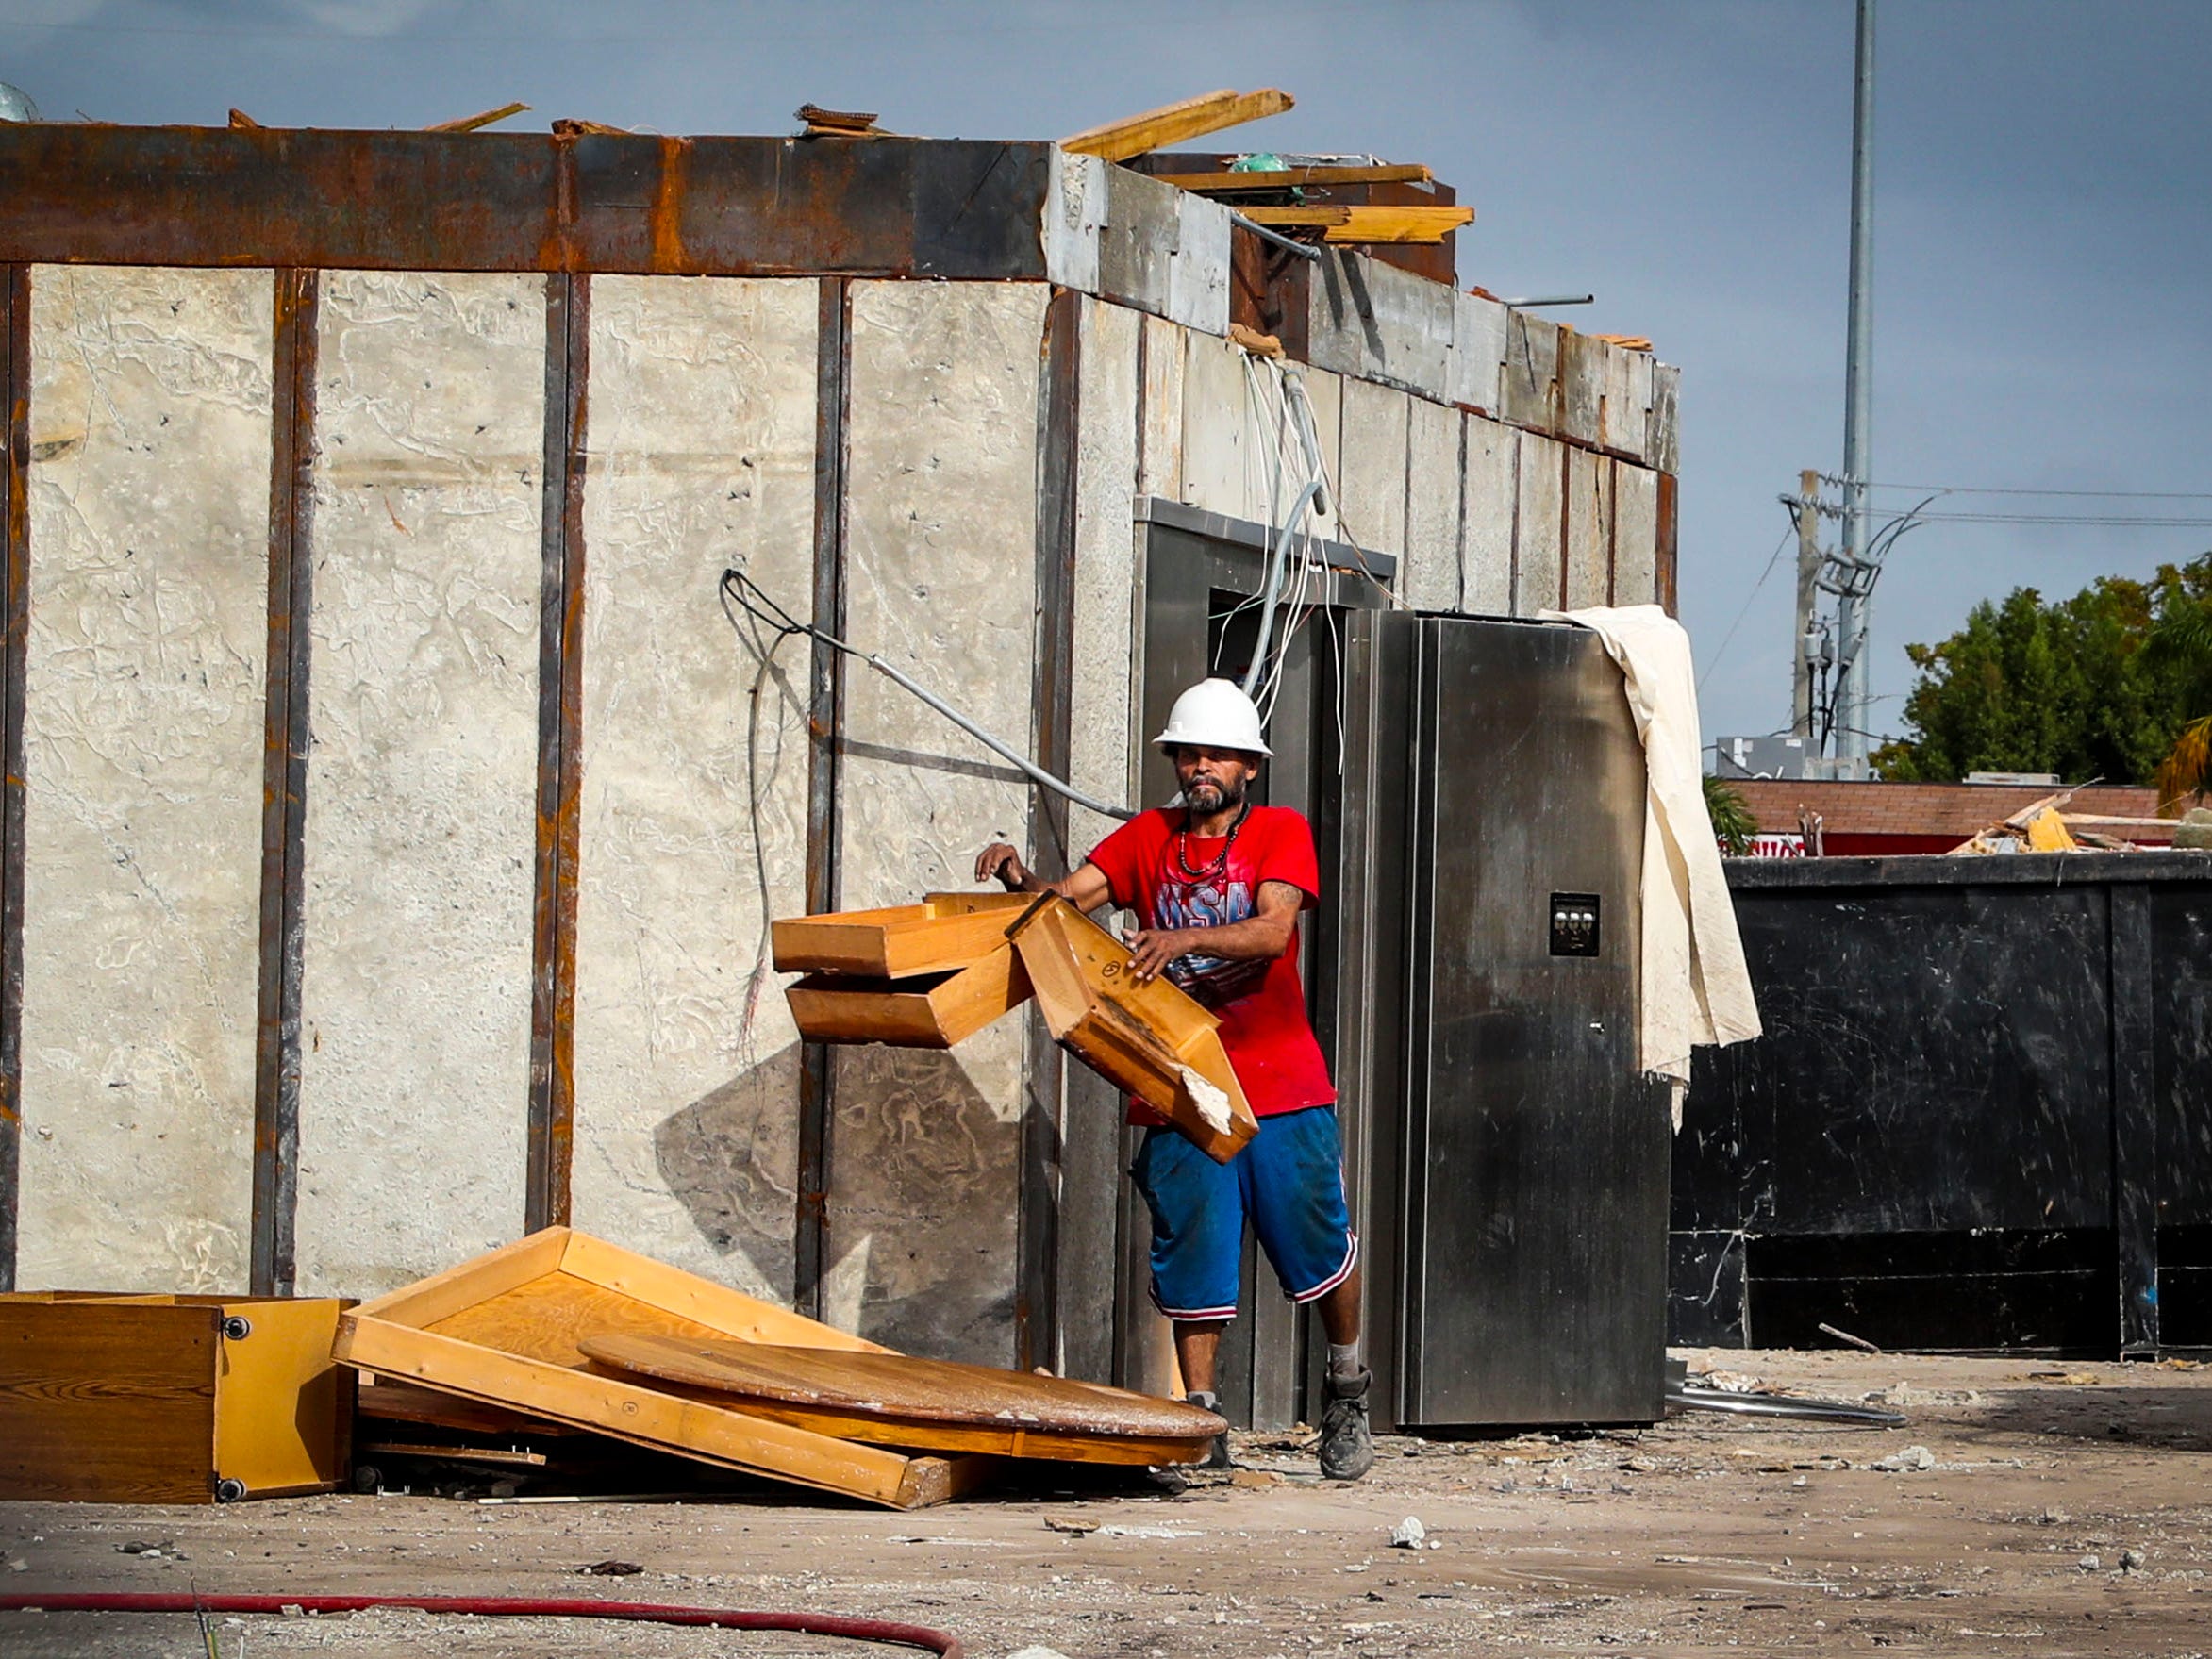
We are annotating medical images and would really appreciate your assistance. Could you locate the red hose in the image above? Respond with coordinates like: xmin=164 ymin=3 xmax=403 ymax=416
xmin=0 ymin=1592 xmax=962 ymax=1659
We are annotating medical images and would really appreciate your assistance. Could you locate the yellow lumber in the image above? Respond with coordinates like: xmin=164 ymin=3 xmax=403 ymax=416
xmin=1061 ymin=88 xmax=1294 ymax=165
xmin=1156 ymin=162 xmax=1433 ymax=191
xmin=426 ymin=101 xmax=530 ymax=133
xmin=1234 ymin=206 xmax=1353 ymax=228
xmin=1321 ymin=205 xmax=1476 ymax=245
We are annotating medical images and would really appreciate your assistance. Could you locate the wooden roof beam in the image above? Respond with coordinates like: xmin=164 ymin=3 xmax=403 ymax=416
xmin=1155 ymin=162 xmax=1434 ymax=192
xmin=1061 ymin=87 xmax=1294 ymax=165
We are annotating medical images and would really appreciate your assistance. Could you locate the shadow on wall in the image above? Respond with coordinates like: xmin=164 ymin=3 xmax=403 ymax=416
xmin=653 ymin=1042 xmax=802 ymax=1305
xmin=832 ymin=1045 xmax=1020 ymax=1367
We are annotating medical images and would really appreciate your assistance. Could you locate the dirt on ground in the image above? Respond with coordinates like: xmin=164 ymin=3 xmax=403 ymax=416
xmin=3 ymin=1349 xmax=2209 ymax=1659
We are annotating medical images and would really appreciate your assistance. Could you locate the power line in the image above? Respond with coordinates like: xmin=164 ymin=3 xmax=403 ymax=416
xmin=1697 ymin=523 xmax=1794 ymax=693
xmin=1839 ymin=508 xmax=2212 ymax=528
xmin=1849 ymin=479 xmax=2212 ymax=502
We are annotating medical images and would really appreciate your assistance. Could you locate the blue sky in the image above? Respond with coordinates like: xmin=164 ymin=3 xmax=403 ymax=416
xmin=5 ymin=0 xmax=2207 ymax=751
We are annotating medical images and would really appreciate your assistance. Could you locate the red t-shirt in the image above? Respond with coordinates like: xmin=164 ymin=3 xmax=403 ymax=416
xmin=1085 ymin=805 xmax=1337 ymax=1120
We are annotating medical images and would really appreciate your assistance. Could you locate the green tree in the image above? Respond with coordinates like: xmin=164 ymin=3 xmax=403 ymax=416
xmin=1703 ymin=773 xmax=1756 ymax=856
xmin=1874 ymin=554 xmax=2212 ymax=788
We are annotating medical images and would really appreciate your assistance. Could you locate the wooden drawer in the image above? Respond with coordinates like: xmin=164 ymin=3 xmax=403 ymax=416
xmin=0 ymin=1293 xmax=353 ymax=1503
xmin=785 ymin=941 xmax=1032 ymax=1047
xmin=1010 ymin=897 xmax=1258 ymax=1162
xmin=771 ymin=891 xmax=1033 ymax=979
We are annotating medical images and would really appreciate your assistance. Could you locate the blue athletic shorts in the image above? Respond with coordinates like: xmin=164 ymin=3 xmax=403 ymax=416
xmin=1129 ymin=1105 xmax=1359 ymax=1321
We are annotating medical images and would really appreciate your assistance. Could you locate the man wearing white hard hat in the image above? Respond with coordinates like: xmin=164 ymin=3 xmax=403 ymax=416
xmin=975 ymin=678 xmax=1372 ymax=1481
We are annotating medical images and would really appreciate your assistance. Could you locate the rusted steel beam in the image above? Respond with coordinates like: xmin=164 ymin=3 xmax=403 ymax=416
xmin=0 ymin=127 xmax=1053 ymax=279
xmin=526 ymin=272 xmax=590 ymax=1234
xmin=250 ymin=267 xmax=318 ymax=1297
xmin=795 ymin=276 xmax=851 ymax=1322
xmin=1017 ymin=286 xmax=1083 ymax=1373
xmin=0 ymin=266 xmax=23 ymax=1290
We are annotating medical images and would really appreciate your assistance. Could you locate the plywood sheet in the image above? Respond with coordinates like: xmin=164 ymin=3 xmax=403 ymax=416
xmin=832 ymin=281 xmax=1046 ymax=1362
xmin=1339 ymin=378 xmax=1409 ymax=559
xmin=294 ymin=271 xmax=543 ymax=1296
xmin=1461 ymin=416 xmax=1517 ymax=616
xmin=569 ymin=275 xmax=820 ymax=1305
xmin=1512 ymin=430 xmax=1565 ymax=616
xmin=334 ymin=1228 xmax=967 ymax=1508
xmin=16 ymin=265 xmax=272 ymax=1293
xmin=1402 ymin=398 xmax=1463 ymax=612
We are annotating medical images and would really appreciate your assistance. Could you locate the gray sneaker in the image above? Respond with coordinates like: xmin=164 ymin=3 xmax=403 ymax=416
xmin=1318 ymin=1368 xmax=1375 ymax=1481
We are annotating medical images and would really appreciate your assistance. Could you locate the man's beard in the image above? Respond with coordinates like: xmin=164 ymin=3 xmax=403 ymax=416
xmin=1186 ymin=776 xmax=1246 ymax=816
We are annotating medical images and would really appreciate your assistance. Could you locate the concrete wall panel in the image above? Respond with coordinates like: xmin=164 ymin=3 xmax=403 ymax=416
xmin=1511 ymin=430 xmax=1564 ymax=616
xmin=1651 ymin=362 xmax=1681 ymax=474
xmin=16 ymin=266 xmax=272 ymax=1291
xmin=1178 ymin=330 xmax=1265 ymax=523
xmin=1604 ymin=345 xmax=1651 ymax=463
xmin=1563 ymin=445 xmax=1613 ymax=610
xmin=1069 ymin=298 xmax=1142 ymax=859
xmin=1502 ymin=311 xmax=1560 ymax=436
xmin=569 ymin=275 xmax=819 ymax=1303
xmin=1449 ymin=291 xmax=1507 ymax=414
xmin=1402 ymin=398 xmax=1462 ymax=612
xmin=1462 ymin=417 xmax=1517 ymax=616
xmin=292 ymin=271 xmax=543 ymax=1295
xmin=1558 ymin=330 xmax=1604 ymax=451
xmin=1339 ymin=378 xmax=1409 ymax=559
xmin=1613 ymin=460 xmax=1661 ymax=606
xmin=1137 ymin=313 xmax=1185 ymax=504
xmin=830 ymin=280 xmax=1048 ymax=1363
xmin=1307 ymin=251 xmax=1452 ymax=400
xmin=1298 ymin=365 xmax=1343 ymax=540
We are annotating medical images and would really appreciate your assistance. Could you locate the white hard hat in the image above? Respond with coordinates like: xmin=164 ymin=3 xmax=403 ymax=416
xmin=1153 ymin=678 xmax=1272 ymax=757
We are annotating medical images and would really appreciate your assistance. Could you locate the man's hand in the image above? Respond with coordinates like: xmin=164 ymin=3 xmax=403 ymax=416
xmin=974 ymin=842 xmax=1034 ymax=891
xmin=1127 ymin=926 xmax=1201 ymax=984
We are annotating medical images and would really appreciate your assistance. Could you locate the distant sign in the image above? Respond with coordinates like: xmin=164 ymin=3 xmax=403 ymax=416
xmin=1746 ymin=833 xmax=1806 ymax=858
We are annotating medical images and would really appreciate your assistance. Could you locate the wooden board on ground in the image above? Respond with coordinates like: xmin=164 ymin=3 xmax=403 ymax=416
xmin=581 ymin=1333 xmax=1222 ymax=1466
xmin=771 ymin=890 xmax=1035 ymax=979
xmin=334 ymin=1228 xmax=984 ymax=1509
xmin=784 ymin=940 xmax=1032 ymax=1047
xmin=1061 ymin=88 xmax=1294 ymax=164
xmin=1008 ymin=896 xmax=1258 ymax=1163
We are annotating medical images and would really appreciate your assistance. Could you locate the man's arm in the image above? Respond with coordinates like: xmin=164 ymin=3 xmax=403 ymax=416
xmin=1127 ymin=878 xmax=1305 ymax=983
xmin=974 ymin=842 xmax=1112 ymax=911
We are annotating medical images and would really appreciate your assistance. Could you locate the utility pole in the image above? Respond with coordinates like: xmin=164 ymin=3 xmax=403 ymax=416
xmin=1834 ymin=0 xmax=1877 ymax=761
xmin=1791 ymin=469 xmax=1822 ymax=738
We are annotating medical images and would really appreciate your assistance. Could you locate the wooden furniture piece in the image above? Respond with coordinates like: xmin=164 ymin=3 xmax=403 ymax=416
xmin=771 ymin=891 xmax=1034 ymax=979
xmin=334 ymin=1228 xmax=988 ymax=1509
xmin=1008 ymin=896 xmax=1259 ymax=1162
xmin=580 ymin=1333 xmax=1221 ymax=1464
xmin=775 ymin=892 xmax=1035 ymax=1046
xmin=0 ymin=1293 xmax=352 ymax=1503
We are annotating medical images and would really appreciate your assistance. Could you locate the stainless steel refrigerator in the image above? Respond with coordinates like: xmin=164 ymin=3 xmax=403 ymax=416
xmin=1325 ymin=610 xmax=1669 ymax=1430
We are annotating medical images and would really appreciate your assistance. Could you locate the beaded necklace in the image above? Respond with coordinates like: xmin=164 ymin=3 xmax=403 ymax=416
xmin=1174 ymin=800 xmax=1251 ymax=883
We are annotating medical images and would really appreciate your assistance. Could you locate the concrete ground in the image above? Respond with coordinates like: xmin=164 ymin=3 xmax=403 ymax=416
xmin=3 ymin=1349 xmax=2209 ymax=1659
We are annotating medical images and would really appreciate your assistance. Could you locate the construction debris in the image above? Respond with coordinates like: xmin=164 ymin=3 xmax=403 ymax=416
xmin=1061 ymin=87 xmax=1294 ymax=164
xmin=332 ymin=1227 xmax=1222 ymax=1509
xmin=795 ymin=103 xmax=882 ymax=137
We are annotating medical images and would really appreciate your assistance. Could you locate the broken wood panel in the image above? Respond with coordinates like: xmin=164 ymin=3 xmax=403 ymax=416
xmin=15 ymin=267 xmax=272 ymax=1293
xmin=334 ymin=1228 xmax=960 ymax=1505
xmin=785 ymin=947 xmax=1034 ymax=1049
xmin=1602 ymin=343 xmax=1651 ymax=462
xmin=565 ymin=274 xmax=818 ymax=1305
xmin=1557 ymin=329 xmax=1604 ymax=451
xmin=292 ymin=272 xmax=543 ymax=1297
xmin=1161 ymin=163 xmax=1434 ymax=191
xmin=772 ymin=894 xmax=1035 ymax=978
